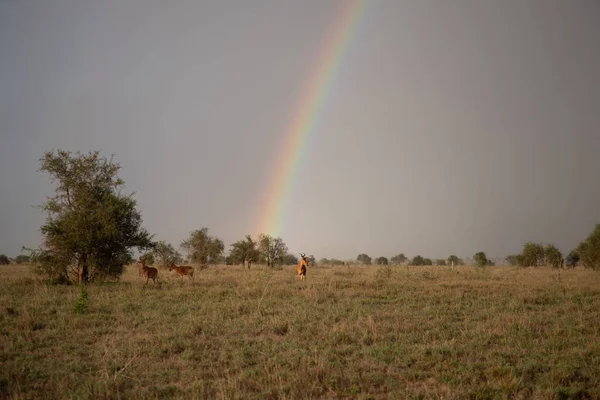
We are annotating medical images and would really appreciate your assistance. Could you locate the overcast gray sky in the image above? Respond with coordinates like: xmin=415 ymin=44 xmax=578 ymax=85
xmin=1 ymin=0 xmax=599 ymax=261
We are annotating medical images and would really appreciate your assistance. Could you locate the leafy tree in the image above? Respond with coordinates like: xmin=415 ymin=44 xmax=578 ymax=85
xmin=411 ymin=255 xmax=425 ymax=266
xmin=181 ymin=228 xmax=224 ymax=265
xmin=375 ymin=256 xmax=388 ymax=265
xmin=229 ymin=235 xmax=259 ymax=268
xmin=519 ymin=242 xmax=545 ymax=267
xmin=390 ymin=253 xmax=407 ymax=265
xmin=257 ymin=234 xmax=288 ymax=267
xmin=474 ymin=252 xmax=489 ymax=267
xmin=0 ymin=254 xmax=9 ymax=265
xmin=357 ymin=253 xmax=372 ymax=265
xmin=34 ymin=150 xmax=154 ymax=283
xmin=544 ymin=245 xmax=563 ymax=268
xmin=423 ymin=258 xmax=433 ymax=266
xmin=575 ymin=224 xmax=600 ymax=269
xmin=140 ymin=252 xmax=155 ymax=265
xmin=447 ymin=255 xmax=461 ymax=267
xmin=307 ymin=254 xmax=316 ymax=266
xmin=152 ymin=241 xmax=182 ymax=268
xmin=281 ymin=254 xmax=299 ymax=265
xmin=435 ymin=259 xmax=446 ymax=266
xmin=14 ymin=255 xmax=31 ymax=264
xmin=565 ymin=250 xmax=580 ymax=268
xmin=505 ymin=255 xmax=519 ymax=266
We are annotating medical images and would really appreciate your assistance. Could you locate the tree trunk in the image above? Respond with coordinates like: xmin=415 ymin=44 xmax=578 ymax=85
xmin=78 ymin=256 xmax=89 ymax=284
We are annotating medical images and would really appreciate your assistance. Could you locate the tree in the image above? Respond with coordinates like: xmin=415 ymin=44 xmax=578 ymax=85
xmin=423 ymin=258 xmax=433 ymax=266
xmin=575 ymin=224 xmax=600 ymax=269
xmin=181 ymin=228 xmax=224 ymax=265
xmin=14 ymin=255 xmax=31 ymax=264
xmin=519 ymin=242 xmax=545 ymax=267
xmin=140 ymin=252 xmax=155 ymax=265
xmin=375 ymin=256 xmax=388 ymax=265
xmin=257 ymin=234 xmax=288 ymax=267
xmin=281 ymin=254 xmax=299 ymax=265
xmin=410 ymin=255 xmax=425 ymax=266
xmin=447 ymin=255 xmax=462 ymax=267
xmin=505 ymin=255 xmax=519 ymax=266
xmin=307 ymin=254 xmax=316 ymax=266
xmin=357 ymin=253 xmax=372 ymax=265
xmin=435 ymin=259 xmax=446 ymax=266
xmin=390 ymin=253 xmax=407 ymax=265
xmin=34 ymin=150 xmax=154 ymax=283
xmin=0 ymin=254 xmax=9 ymax=265
xmin=565 ymin=250 xmax=580 ymax=268
xmin=152 ymin=241 xmax=182 ymax=268
xmin=474 ymin=252 xmax=489 ymax=267
xmin=229 ymin=235 xmax=259 ymax=268
xmin=544 ymin=245 xmax=563 ymax=268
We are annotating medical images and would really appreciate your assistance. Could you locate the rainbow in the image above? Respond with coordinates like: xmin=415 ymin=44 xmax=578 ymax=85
xmin=257 ymin=0 xmax=367 ymax=237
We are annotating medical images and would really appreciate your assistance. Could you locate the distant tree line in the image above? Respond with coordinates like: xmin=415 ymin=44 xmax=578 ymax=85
xmin=350 ymin=253 xmax=466 ymax=267
xmin=13 ymin=149 xmax=600 ymax=285
xmin=503 ymin=225 xmax=600 ymax=269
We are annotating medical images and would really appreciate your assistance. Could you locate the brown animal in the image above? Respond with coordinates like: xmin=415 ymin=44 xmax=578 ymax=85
xmin=296 ymin=253 xmax=308 ymax=281
xmin=137 ymin=258 xmax=158 ymax=284
xmin=169 ymin=263 xmax=194 ymax=282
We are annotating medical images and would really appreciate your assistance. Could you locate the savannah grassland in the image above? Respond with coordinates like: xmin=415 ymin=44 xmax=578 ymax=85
xmin=1 ymin=264 xmax=599 ymax=399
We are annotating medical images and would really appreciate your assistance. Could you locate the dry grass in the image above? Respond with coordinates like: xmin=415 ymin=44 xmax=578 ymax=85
xmin=1 ymin=263 xmax=599 ymax=399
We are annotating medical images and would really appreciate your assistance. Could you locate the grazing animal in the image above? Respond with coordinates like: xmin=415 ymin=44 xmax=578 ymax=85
xmin=169 ymin=263 xmax=194 ymax=282
xmin=296 ymin=253 xmax=308 ymax=281
xmin=137 ymin=258 xmax=158 ymax=284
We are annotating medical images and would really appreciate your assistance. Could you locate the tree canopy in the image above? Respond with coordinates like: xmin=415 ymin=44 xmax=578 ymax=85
xmin=375 ymin=256 xmax=389 ymax=265
xmin=181 ymin=228 xmax=224 ymax=265
xmin=229 ymin=235 xmax=260 ymax=268
xmin=151 ymin=241 xmax=182 ymax=268
xmin=257 ymin=234 xmax=288 ymax=267
xmin=357 ymin=254 xmax=372 ymax=265
xmin=474 ymin=252 xmax=489 ymax=267
xmin=32 ymin=150 xmax=154 ymax=283
xmin=390 ymin=253 xmax=407 ymax=265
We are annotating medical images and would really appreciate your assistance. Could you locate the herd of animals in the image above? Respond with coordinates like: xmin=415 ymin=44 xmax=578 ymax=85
xmin=137 ymin=253 xmax=309 ymax=284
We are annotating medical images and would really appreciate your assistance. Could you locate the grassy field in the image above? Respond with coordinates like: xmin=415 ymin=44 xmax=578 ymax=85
xmin=1 ymin=263 xmax=599 ymax=399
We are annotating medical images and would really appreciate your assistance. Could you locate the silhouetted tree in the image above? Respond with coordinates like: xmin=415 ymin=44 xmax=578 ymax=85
xmin=0 ymin=254 xmax=9 ymax=265
xmin=357 ymin=254 xmax=372 ymax=265
xmin=565 ymin=250 xmax=580 ymax=268
xmin=390 ymin=253 xmax=407 ymax=265
xmin=411 ymin=255 xmax=425 ymax=266
xmin=474 ymin=252 xmax=489 ymax=267
xmin=375 ymin=256 xmax=388 ymax=265
xmin=447 ymin=255 xmax=462 ymax=266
